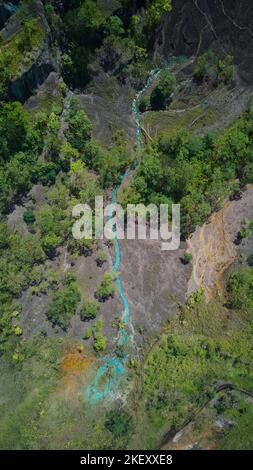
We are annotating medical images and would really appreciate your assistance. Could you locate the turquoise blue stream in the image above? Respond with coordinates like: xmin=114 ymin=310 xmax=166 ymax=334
xmin=85 ymin=56 xmax=187 ymax=402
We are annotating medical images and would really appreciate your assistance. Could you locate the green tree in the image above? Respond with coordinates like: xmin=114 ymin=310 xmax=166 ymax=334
xmin=67 ymin=109 xmax=92 ymax=152
xmin=92 ymin=318 xmax=107 ymax=351
xmin=93 ymin=332 xmax=107 ymax=352
xmin=215 ymin=55 xmax=235 ymax=84
xmin=46 ymin=277 xmax=80 ymax=330
xmin=139 ymin=95 xmax=149 ymax=113
xmin=23 ymin=210 xmax=36 ymax=225
xmin=147 ymin=0 xmax=172 ymax=26
xmin=194 ymin=54 xmax=210 ymax=83
xmin=150 ymin=70 xmax=176 ymax=110
xmin=34 ymin=161 xmax=60 ymax=186
xmin=60 ymin=142 xmax=79 ymax=172
xmin=104 ymin=16 xmax=125 ymax=38
xmin=105 ymin=409 xmax=134 ymax=438
xmin=80 ymin=299 xmax=100 ymax=321
xmin=42 ymin=233 xmax=61 ymax=258
xmin=95 ymin=273 xmax=116 ymax=302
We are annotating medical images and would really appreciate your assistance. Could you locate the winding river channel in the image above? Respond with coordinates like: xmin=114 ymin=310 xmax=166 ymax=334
xmin=86 ymin=56 xmax=187 ymax=403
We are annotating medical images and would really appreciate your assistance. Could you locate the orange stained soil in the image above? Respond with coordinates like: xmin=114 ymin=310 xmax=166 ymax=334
xmin=58 ymin=346 xmax=96 ymax=395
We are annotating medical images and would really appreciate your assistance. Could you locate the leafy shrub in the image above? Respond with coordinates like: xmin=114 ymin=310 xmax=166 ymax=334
xmin=0 ymin=102 xmax=31 ymax=163
xmin=238 ymin=228 xmax=251 ymax=240
xmin=84 ymin=325 xmax=92 ymax=340
xmin=188 ymin=288 xmax=204 ymax=306
xmin=215 ymin=55 xmax=235 ymax=84
xmin=80 ymin=299 xmax=100 ymax=321
xmin=34 ymin=161 xmax=60 ymax=186
xmin=194 ymin=57 xmax=209 ymax=83
xmin=68 ymin=238 xmax=95 ymax=257
xmin=181 ymin=252 xmax=193 ymax=265
xmin=242 ymin=162 xmax=253 ymax=184
xmin=147 ymin=0 xmax=172 ymax=27
xmin=95 ymin=273 xmax=116 ymax=302
xmin=67 ymin=100 xmax=92 ymax=152
xmin=96 ymin=250 xmax=107 ymax=267
xmin=60 ymin=142 xmax=79 ymax=172
xmin=23 ymin=210 xmax=35 ymax=225
xmin=104 ymin=15 xmax=125 ymax=38
xmin=194 ymin=52 xmax=234 ymax=85
xmin=37 ymin=202 xmax=69 ymax=259
xmin=105 ymin=409 xmax=134 ymax=438
xmin=139 ymin=95 xmax=149 ymax=113
xmin=150 ymin=70 xmax=176 ymax=110
xmin=93 ymin=333 xmax=107 ymax=352
xmin=46 ymin=276 xmax=81 ymax=330
xmin=227 ymin=268 xmax=253 ymax=309
xmin=13 ymin=326 xmax=23 ymax=336
xmin=42 ymin=233 xmax=62 ymax=258
xmin=92 ymin=318 xmax=107 ymax=351
xmin=193 ymin=52 xmax=215 ymax=83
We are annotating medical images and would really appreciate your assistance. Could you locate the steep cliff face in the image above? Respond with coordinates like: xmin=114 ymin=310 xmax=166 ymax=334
xmin=11 ymin=0 xmax=58 ymax=102
xmin=0 ymin=0 xmax=20 ymax=30
xmin=0 ymin=0 xmax=58 ymax=102
xmin=156 ymin=0 xmax=253 ymax=83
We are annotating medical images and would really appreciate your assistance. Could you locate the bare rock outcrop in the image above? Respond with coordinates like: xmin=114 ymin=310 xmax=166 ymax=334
xmin=156 ymin=0 xmax=253 ymax=84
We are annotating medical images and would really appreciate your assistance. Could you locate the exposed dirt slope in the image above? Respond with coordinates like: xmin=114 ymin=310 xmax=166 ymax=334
xmin=187 ymin=185 xmax=253 ymax=298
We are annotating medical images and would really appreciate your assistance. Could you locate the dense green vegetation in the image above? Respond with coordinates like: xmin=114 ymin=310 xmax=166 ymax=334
xmin=194 ymin=51 xmax=235 ymax=85
xmin=0 ymin=86 xmax=130 ymax=347
xmin=219 ymin=401 xmax=253 ymax=450
xmin=50 ymin=0 xmax=172 ymax=87
xmin=0 ymin=102 xmax=43 ymax=212
xmin=65 ymin=97 xmax=131 ymax=189
xmin=121 ymin=102 xmax=253 ymax=235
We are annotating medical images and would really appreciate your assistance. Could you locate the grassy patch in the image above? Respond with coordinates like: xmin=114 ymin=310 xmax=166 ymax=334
xmin=131 ymin=294 xmax=253 ymax=449
xmin=0 ymin=336 xmax=112 ymax=450
xmin=141 ymin=106 xmax=205 ymax=137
